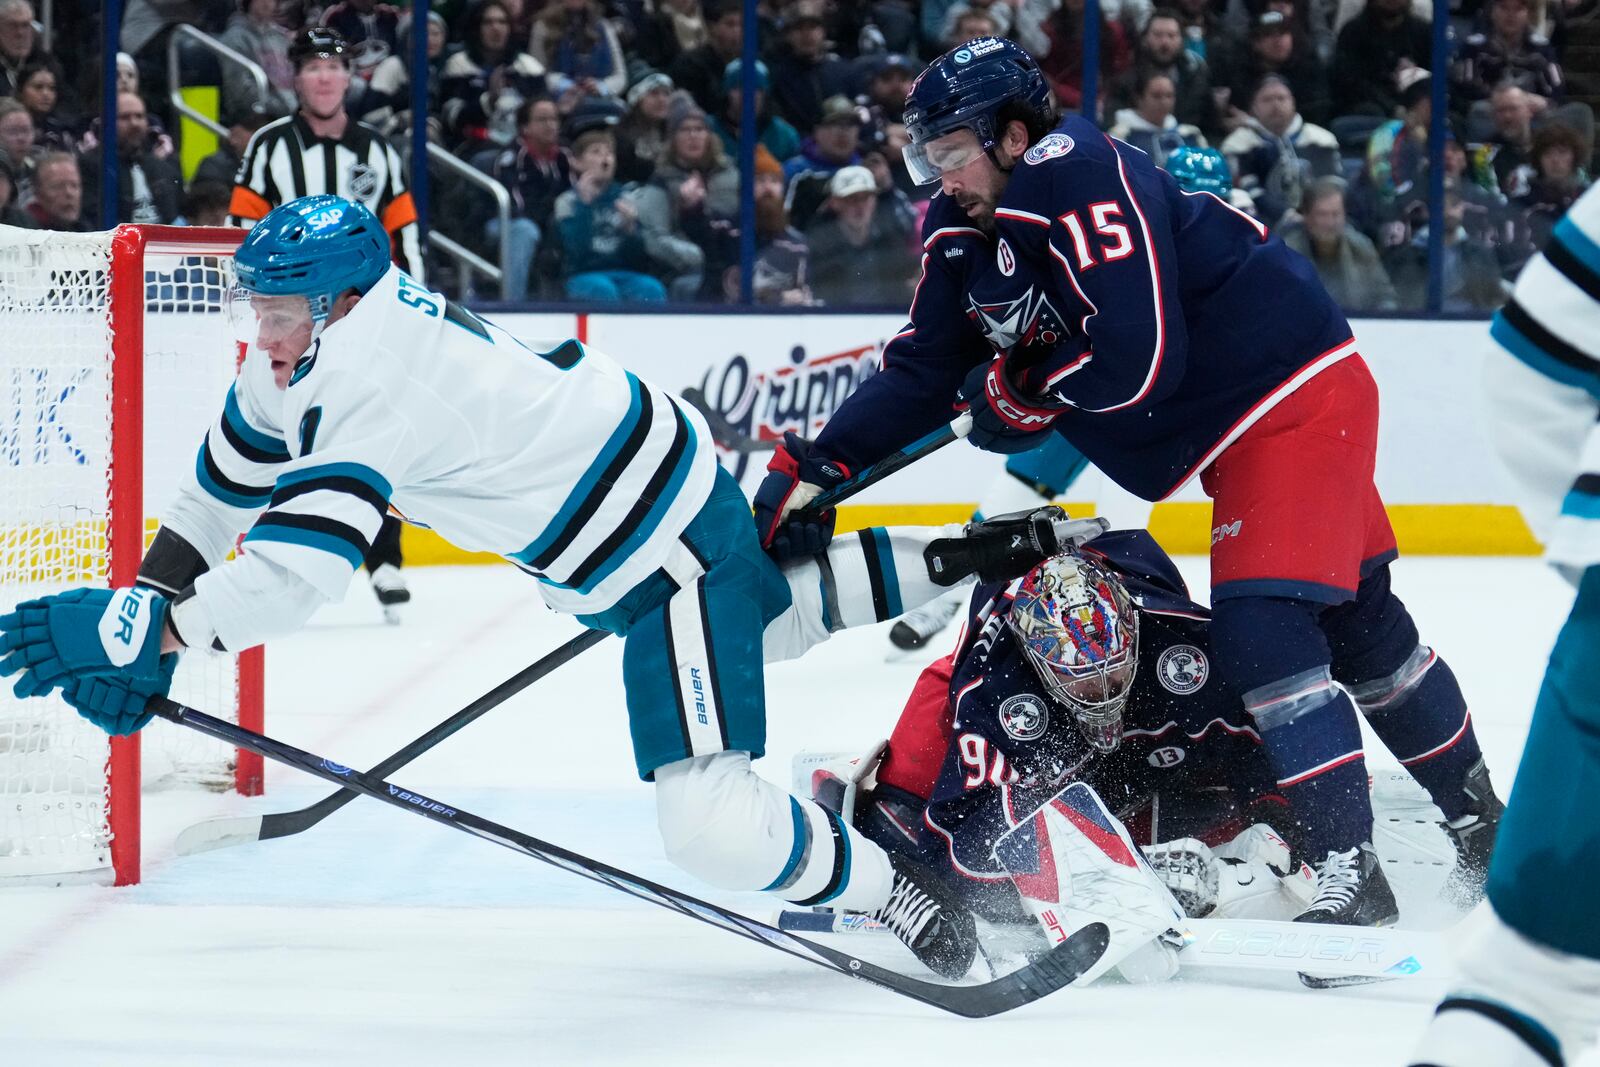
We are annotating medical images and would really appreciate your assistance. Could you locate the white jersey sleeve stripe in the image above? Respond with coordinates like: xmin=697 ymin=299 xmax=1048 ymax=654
xmin=510 ymin=371 xmax=651 ymax=571
xmin=549 ymin=395 xmax=699 ymax=595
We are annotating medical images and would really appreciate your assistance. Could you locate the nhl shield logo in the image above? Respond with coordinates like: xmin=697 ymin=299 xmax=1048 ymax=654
xmin=998 ymin=693 xmax=1049 ymax=742
xmin=348 ymin=162 xmax=379 ymax=202
xmin=996 ymin=238 xmax=1016 ymax=276
xmin=1023 ymin=133 xmax=1075 ymax=166
xmin=1156 ymin=645 xmax=1209 ymax=695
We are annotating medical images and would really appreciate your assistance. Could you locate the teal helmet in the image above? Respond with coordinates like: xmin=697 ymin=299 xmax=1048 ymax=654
xmin=1166 ymin=146 xmax=1232 ymax=197
xmin=234 ymin=194 xmax=390 ymax=322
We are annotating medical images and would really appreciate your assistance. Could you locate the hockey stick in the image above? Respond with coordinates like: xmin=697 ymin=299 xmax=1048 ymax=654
xmin=680 ymin=387 xmax=776 ymax=454
xmin=152 ymin=698 xmax=1108 ymax=1017
xmin=175 ymin=627 xmax=611 ymax=855
xmin=175 ymin=417 xmax=968 ymax=855
xmin=773 ymin=911 xmax=1443 ymax=985
xmin=807 ymin=412 xmax=973 ymax=513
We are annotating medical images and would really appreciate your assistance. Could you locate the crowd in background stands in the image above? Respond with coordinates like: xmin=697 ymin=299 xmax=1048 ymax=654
xmin=0 ymin=0 xmax=1594 ymax=310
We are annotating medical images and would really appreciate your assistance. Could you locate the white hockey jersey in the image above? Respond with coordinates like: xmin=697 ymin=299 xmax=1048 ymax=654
xmin=1484 ymin=184 xmax=1600 ymax=575
xmin=162 ymin=265 xmax=716 ymax=650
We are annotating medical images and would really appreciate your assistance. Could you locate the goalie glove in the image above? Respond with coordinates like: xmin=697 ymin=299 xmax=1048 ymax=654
xmin=1145 ymin=824 xmax=1316 ymax=920
xmin=923 ymin=507 xmax=1110 ymax=586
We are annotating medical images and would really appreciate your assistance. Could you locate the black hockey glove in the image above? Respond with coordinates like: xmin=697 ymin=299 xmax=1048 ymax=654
xmin=924 ymin=508 xmax=1109 ymax=586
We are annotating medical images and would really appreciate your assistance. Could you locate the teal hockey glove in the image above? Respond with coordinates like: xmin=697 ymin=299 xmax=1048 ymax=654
xmin=60 ymin=653 xmax=179 ymax=735
xmin=0 ymin=587 xmax=171 ymax=698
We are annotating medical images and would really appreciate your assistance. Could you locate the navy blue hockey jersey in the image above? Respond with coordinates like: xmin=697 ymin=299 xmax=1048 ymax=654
xmin=915 ymin=531 xmax=1277 ymax=884
xmin=816 ymin=116 xmax=1358 ymax=500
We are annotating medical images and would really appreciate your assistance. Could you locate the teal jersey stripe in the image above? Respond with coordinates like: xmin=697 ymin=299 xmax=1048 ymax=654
xmin=224 ymin=385 xmax=291 ymax=459
xmin=511 ymin=373 xmax=645 ymax=568
xmin=1554 ymin=215 xmax=1600 ymax=279
xmin=1560 ymin=488 xmax=1600 ymax=520
xmin=761 ymin=797 xmax=809 ymax=892
xmin=561 ymin=410 xmax=700 ymax=596
xmin=195 ymin=444 xmax=272 ymax=509
xmin=1491 ymin=313 xmax=1600 ymax=399
xmin=275 ymin=461 xmax=394 ymax=501
xmin=243 ymin=523 xmax=366 ymax=570
xmin=814 ymin=809 xmax=853 ymax=905
xmin=869 ymin=527 xmax=904 ymax=619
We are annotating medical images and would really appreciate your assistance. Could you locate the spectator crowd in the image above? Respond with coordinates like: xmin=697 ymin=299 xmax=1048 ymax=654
xmin=0 ymin=0 xmax=1595 ymax=312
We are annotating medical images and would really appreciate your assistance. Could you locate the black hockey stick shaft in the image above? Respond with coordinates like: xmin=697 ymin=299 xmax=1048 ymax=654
xmin=256 ymin=627 xmax=609 ymax=841
xmin=680 ymin=387 xmax=776 ymax=454
xmin=809 ymin=412 xmax=973 ymax=513
xmin=153 ymin=698 xmax=1107 ymax=1017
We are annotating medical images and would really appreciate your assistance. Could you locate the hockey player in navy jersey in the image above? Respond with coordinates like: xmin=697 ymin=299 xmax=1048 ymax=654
xmin=0 ymin=195 xmax=1064 ymax=982
xmin=755 ymin=38 xmax=1502 ymax=926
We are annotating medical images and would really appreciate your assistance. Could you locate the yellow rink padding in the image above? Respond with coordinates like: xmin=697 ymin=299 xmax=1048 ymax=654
xmin=396 ymin=501 xmax=1544 ymax=567
xmin=178 ymin=87 xmax=221 ymax=183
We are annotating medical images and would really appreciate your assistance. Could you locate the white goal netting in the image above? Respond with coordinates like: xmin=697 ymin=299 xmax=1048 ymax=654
xmin=0 ymin=225 xmax=255 ymax=884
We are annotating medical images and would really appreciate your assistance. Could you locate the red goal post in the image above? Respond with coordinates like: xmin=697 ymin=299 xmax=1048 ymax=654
xmin=1 ymin=224 xmax=265 ymax=888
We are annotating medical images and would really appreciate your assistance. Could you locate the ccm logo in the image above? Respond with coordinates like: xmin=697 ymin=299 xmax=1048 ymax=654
xmin=1211 ymin=520 xmax=1242 ymax=544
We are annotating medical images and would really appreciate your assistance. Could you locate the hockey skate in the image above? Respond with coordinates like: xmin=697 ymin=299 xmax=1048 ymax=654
xmin=889 ymin=588 xmax=964 ymax=650
xmin=867 ymin=855 xmax=979 ymax=980
xmin=369 ymin=563 xmax=411 ymax=624
xmin=1441 ymin=757 xmax=1504 ymax=906
xmin=1295 ymin=843 xmax=1399 ymax=927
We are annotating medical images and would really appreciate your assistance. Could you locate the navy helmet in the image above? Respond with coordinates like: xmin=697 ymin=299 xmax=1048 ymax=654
xmin=901 ymin=37 xmax=1053 ymax=185
xmin=1166 ymin=145 xmax=1232 ymax=197
xmin=234 ymin=195 xmax=390 ymax=322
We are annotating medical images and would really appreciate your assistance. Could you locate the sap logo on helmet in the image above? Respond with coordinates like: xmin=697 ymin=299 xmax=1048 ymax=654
xmin=996 ymin=238 xmax=1016 ymax=276
xmin=1147 ymin=745 xmax=1186 ymax=768
xmin=1156 ymin=644 xmax=1209 ymax=695
xmin=1024 ymin=133 xmax=1075 ymax=166
xmin=998 ymin=693 xmax=1049 ymax=741
xmin=304 ymin=206 xmax=346 ymax=230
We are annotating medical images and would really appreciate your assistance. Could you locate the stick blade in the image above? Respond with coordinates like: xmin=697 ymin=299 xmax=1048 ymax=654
xmin=174 ymin=814 xmax=266 ymax=855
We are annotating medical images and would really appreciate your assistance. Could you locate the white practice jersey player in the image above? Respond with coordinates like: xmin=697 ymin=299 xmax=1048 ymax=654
xmin=163 ymin=265 xmax=715 ymax=651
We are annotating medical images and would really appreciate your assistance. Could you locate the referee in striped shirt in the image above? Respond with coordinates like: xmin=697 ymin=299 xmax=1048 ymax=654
xmin=230 ymin=25 xmax=418 ymax=615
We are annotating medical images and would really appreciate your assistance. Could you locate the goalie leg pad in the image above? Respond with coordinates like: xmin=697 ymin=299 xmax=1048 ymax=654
xmin=995 ymin=782 xmax=1184 ymax=985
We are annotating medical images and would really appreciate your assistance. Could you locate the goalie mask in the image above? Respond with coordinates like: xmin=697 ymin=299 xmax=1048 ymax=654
xmin=1006 ymin=553 xmax=1139 ymax=753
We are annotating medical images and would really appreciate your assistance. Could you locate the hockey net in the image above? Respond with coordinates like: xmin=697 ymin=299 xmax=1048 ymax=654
xmin=0 ymin=225 xmax=264 ymax=887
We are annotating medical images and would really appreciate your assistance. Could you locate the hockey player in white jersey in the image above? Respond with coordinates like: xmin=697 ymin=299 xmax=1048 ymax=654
xmin=1408 ymin=188 xmax=1600 ymax=1066
xmin=0 ymin=195 xmax=1007 ymax=980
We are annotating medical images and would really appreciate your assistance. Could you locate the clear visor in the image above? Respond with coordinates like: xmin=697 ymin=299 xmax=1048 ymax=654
xmin=226 ymin=285 xmax=315 ymax=348
xmin=901 ymin=132 xmax=987 ymax=186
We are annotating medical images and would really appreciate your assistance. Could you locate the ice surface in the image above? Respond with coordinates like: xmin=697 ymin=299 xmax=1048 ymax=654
xmin=0 ymin=557 xmax=1592 ymax=1066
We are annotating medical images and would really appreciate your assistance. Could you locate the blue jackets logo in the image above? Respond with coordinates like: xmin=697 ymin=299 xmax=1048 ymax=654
xmin=998 ymin=693 xmax=1049 ymax=741
xmin=1156 ymin=645 xmax=1209 ymax=695
xmin=1024 ymin=134 xmax=1075 ymax=166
